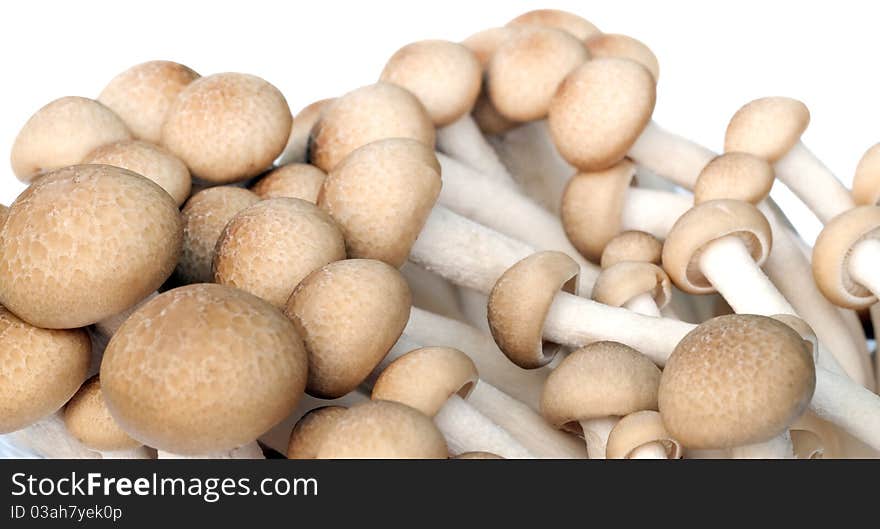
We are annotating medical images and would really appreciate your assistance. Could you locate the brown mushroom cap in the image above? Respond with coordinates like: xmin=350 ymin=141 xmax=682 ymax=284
xmin=213 ymin=198 xmax=346 ymax=308
xmin=592 ymin=262 xmax=671 ymax=309
xmin=64 ymin=376 xmax=141 ymax=451
xmin=161 ymin=73 xmax=292 ymax=184
xmin=278 ymin=98 xmax=335 ymax=165
xmin=381 ymin=40 xmax=483 ymax=127
xmin=506 ymin=9 xmax=601 ymax=41
xmin=770 ymin=314 xmax=819 ymax=363
xmin=0 ymin=205 xmax=7 ymax=227
xmin=724 ymin=97 xmax=810 ymax=163
xmin=372 ymin=347 xmax=478 ymax=416
xmin=11 ymin=97 xmax=132 ymax=182
xmin=462 ymin=28 xmax=520 ymax=135
xmin=694 ymin=153 xmax=775 ymax=205
xmin=600 ymin=231 xmax=663 ymax=269
xmin=462 ymin=27 xmax=516 ymax=67
xmin=317 ymin=400 xmax=448 ymax=459
xmin=101 ymin=284 xmax=308 ymax=454
xmin=318 ymin=138 xmax=441 ymax=268
xmin=812 ymin=206 xmax=880 ymax=309
xmin=284 ymin=259 xmax=412 ymax=398
xmin=488 ymin=251 xmax=580 ymax=369
xmin=561 ymin=160 xmax=637 ymax=262
xmin=82 ymin=139 xmax=192 ymax=206
xmin=0 ymin=306 xmax=90 ymax=433
xmin=454 ymin=451 xmax=505 ymax=459
xmin=541 ymin=342 xmax=661 ymax=432
xmin=659 ymin=314 xmax=815 ymax=449
xmin=662 ymin=199 xmax=772 ymax=294
xmin=310 ymin=83 xmax=435 ymax=172
xmin=0 ymin=164 xmax=182 ymax=329
xmin=487 ymin=27 xmax=589 ymax=122
xmin=286 ymin=406 xmax=347 ymax=459
xmin=250 ymin=163 xmax=327 ymax=203
xmin=606 ymin=410 xmax=682 ymax=459
xmin=175 ymin=186 xmax=260 ymax=285
xmin=549 ymin=58 xmax=656 ymax=171
xmin=585 ymin=34 xmax=660 ymax=82
xmin=98 ymin=60 xmax=200 ymax=143
xmin=853 ymin=143 xmax=880 ymax=206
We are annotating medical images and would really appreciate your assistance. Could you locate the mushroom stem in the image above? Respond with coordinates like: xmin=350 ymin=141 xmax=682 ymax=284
xmin=624 ymin=292 xmax=662 ymax=317
xmin=436 ymin=114 xmax=513 ymax=186
xmin=578 ymin=417 xmax=619 ymax=459
xmin=620 ymin=187 xmax=691 ymax=239
xmin=847 ymin=238 xmax=880 ymax=299
xmin=433 ymin=394 xmax=534 ymax=459
xmin=811 ymin=366 xmax=880 ymax=451
xmin=3 ymin=413 xmax=100 ymax=459
xmin=729 ymin=432 xmax=794 ymax=459
xmin=629 ymin=442 xmax=672 ymax=459
xmin=774 ymin=141 xmax=854 ymax=224
xmin=456 ymin=287 xmax=491 ymax=332
xmin=627 ymin=121 xmax=716 ymax=189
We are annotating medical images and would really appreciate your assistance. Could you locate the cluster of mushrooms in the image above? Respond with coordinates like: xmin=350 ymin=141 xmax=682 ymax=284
xmin=2 ymin=8 xmax=880 ymax=460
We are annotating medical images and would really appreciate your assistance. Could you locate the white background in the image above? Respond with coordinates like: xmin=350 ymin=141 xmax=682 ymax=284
xmin=2 ymin=0 xmax=879 ymax=244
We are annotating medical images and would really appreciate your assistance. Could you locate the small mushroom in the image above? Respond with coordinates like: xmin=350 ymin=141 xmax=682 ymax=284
xmin=585 ymin=33 xmax=660 ymax=82
xmin=287 ymin=406 xmax=348 ymax=459
xmin=506 ymin=9 xmax=601 ymax=41
xmin=461 ymin=27 xmax=519 ymax=135
xmin=600 ymin=231 xmax=663 ymax=269
xmin=853 ymin=144 xmax=880 ymax=206
xmin=693 ymin=153 xmax=775 ymax=206
xmin=812 ymin=206 xmax=880 ymax=309
xmin=606 ymin=410 xmax=682 ymax=459
xmin=277 ymin=98 xmax=336 ymax=166
xmin=250 ymin=163 xmax=327 ymax=203
xmin=592 ymin=261 xmax=671 ymax=317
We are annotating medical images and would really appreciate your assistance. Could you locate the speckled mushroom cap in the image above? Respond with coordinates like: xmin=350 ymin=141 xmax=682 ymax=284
xmin=506 ymin=9 xmax=601 ymax=41
xmin=101 ymin=284 xmax=308 ymax=454
xmin=11 ymin=97 xmax=132 ymax=182
xmin=98 ymin=60 xmax=200 ymax=143
xmin=454 ymin=451 xmax=504 ymax=459
xmin=161 ymin=73 xmax=292 ymax=184
xmin=461 ymin=27 xmax=520 ymax=135
xmin=287 ymin=406 xmax=347 ymax=459
xmin=585 ymin=34 xmax=660 ymax=82
xmin=549 ymin=58 xmax=656 ymax=171
xmin=278 ymin=99 xmax=336 ymax=166
xmin=317 ymin=400 xmax=448 ymax=459
xmin=213 ymin=198 xmax=346 ymax=308
xmin=770 ymin=314 xmax=819 ymax=363
xmin=659 ymin=314 xmax=815 ymax=449
xmin=82 ymin=139 xmax=192 ymax=205
xmin=694 ymin=152 xmax=775 ymax=205
xmin=462 ymin=27 xmax=516 ymax=66
xmin=309 ymin=83 xmax=435 ymax=172
xmin=0 ymin=306 xmax=90 ymax=433
xmin=0 ymin=164 xmax=182 ymax=329
xmin=662 ymin=199 xmax=772 ymax=294
xmin=284 ymin=259 xmax=412 ymax=398
xmin=812 ymin=206 xmax=880 ymax=309
xmin=592 ymin=262 xmax=671 ymax=309
xmin=488 ymin=251 xmax=580 ymax=369
xmin=64 ymin=376 xmax=141 ymax=451
xmin=250 ymin=163 xmax=327 ymax=203
xmin=175 ymin=186 xmax=260 ymax=285
xmin=606 ymin=410 xmax=682 ymax=459
xmin=318 ymin=138 xmax=441 ymax=268
xmin=487 ymin=27 xmax=589 ymax=122
xmin=600 ymin=231 xmax=663 ymax=269
xmin=724 ymin=97 xmax=810 ymax=162
xmin=372 ymin=347 xmax=478 ymax=416
xmin=853 ymin=144 xmax=880 ymax=206
xmin=381 ymin=40 xmax=482 ymax=127
xmin=561 ymin=160 xmax=637 ymax=262
xmin=541 ymin=342 xmax=661 ymax=432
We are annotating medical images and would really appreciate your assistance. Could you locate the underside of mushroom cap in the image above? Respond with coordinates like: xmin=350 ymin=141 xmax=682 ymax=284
xmin=506 ymin=9 xmax=601 ymax=41
xmin=606 ymin=410 xmax=681 ymax=459
xmin=853 ymin=143 xmax=880 ymax=206
xmin=592 ymin=261 xmax=671 ymax=309
xmin=812 ymin=206 xmax=880 ymax=309
xmin=694 ymin=152 xmax=775 ymax=205
xmin=724 ymin=97 xmax=810 ymax=163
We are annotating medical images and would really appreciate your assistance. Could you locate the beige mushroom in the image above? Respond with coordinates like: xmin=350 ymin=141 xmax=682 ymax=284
xmin=694 ymin=153 xmax=775 ymax=206
xmin=600 ymin=231 xmax=663 ymax=269
xmin=250 ymin=163 xmax=326 ymax=203
xmin=585 ymin=33 xmax=660 ymax=82
xmin=813 ymin=206 xmax=880 ymax=309
xmin=592 ymin=261 xmax=671 ymax=317
xmin=277 ymin=98 xmax=335 ymax=166
xmin=506 ymin=9 xmax=601 ymax=40
xmin=606 ymin=410 xmax=682 ymax=459
xmin=461 ymin=27 xmax=519 ymax=136
xmin=287 ymin=406 xmax=348 ymax=459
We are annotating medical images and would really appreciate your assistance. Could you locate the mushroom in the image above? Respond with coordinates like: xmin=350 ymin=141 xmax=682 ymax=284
xmin=100 ymin=284 xmax=308 ymax=455
xmin=461 ymin=27 xmax=519 ymax=136
xmin=585 ymin=33 xmax=660 ymax=82
xmin=161 ymin=73 xmax=292 ymax=184
xmin=287 ymin=406 xmax=348 ymax=459
xmin=659 ymin=315 xmax=815 ymax=458
xmin=506 ymin=9 xmax=601 ymax=40
xmin=82 ymin=139 xmax=192 ymax=206
xmin=0 ymin=164 xmax=182 ymax=329
xmin=606 ymin=411 xmax=682 ymax=459
xmin=600 ymin=231 xmax=663 ymax=269
xmin=592 ymin=261 xmax=671 ymax=317
xmin=812 ymin=206 xmax=880 ymax=310
xmin=277 ymin=98 xmax=335 ymax=166
xmin=541 ymin=341 xmax=662 ymax=458
xmin=316 ymin=400 xmax=448 ymax=459
xmin=853 ymin=143 xmax=880 ymax=206
xmin=454 ymin=451 xmax=504 ymax=459
xmin=11 ymin=97 xmax=131 ymax=182
xmin=693 ymin=152 xmax=775 ymax=206
xmin=213 ymin=198 xmax=346 ymax=308
xmin=725 ymin=97 xmax=853 ymax=224
xmin=250 ymin=163 xmax=327 ymax=203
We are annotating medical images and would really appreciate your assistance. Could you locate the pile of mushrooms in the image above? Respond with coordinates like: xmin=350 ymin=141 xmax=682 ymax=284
xmin=3 ymin=8 xmax=880 ymax=460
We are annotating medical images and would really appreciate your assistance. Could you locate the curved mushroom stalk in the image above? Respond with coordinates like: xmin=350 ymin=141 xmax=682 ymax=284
xmin=579 ymin=417 xmax=619 ymax=459
xmin=729 ymin=432 xmax=794 ymax=459
xmin=846 ymin=239 xmax=880 ymax=299
xmin=624 ymin=293 xmax=661 ymax=317
xmin=437 ymin=115 xmax=514 ymax=186
xmin=456 ymin=287 xmax=492 ymax=333
xmin=773 ymin=142 xmax=853 ymax=224
xmin=157 ymin=442 xmax=265 ymax=459
xmin=627 ymin=121 xmax=717 ymax=189
xmin=400 ymin=261 xmax=465 ymax=322
xmin=433 ymin=395 xmax=533 ymax=459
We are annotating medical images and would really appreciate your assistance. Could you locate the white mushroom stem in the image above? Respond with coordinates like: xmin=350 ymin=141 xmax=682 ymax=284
xmin=621 ymin=187 xmax=692 ymax=239
xmin=2 ymin=412 xmax=100 ymax=459
xmin=847 ymin=238 xmax=880 ymax=299
xmin=400 ymin=261 xmax=465 ymax=321
xmin=630 ymin=442 xmax=672 ymax=459
xmin=436 ymin=114 xmax=514 ymax=186
xmin=624 ymin=292 xmax=662 ymax=317
xmin=774 ymin=141 xmax=855 ymax=224
xmin=456 ymin=287 xmax=491 ymax=333
xmin=434 ymin=395 xmax=533 ymax=459
xmin=579 ymin=417 xmax=619 ymax=459
xmin=812 ymin=366 xmax=880 ymax=451
xmin=157 ymin=442 xmax=265 ymax=459
xmin=729 ymin=432 xmax=794 ymax=459
xmin=627 ymin=121 xmax=717 ymax=189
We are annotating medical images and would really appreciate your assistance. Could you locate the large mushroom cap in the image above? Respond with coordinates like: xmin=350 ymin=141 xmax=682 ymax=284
xmin=251 ymin=163 xmax=327 ymax=203
xmin=310 ymin=83 xmax=435 ymax=172
xmin=541 ymin=341 xmax=661 ymax=432
xmin=381 ymin=40 xmax=482 ymax=127
xmin=284 ymin=259 xmax=412 ymax=398
xmin=161 ymin=73 xmax=292 ymax=184
xmin=0 ymin=305 xmax=90 ymax=433
xmin=506 ymin=9 xmax=601 ymax=41
xmin=549 ymin=58 xmax=656 ymax=171
xmin=659 ymin=314 xmax=815 ymax=449
xmin=11 ymin=96 xmax=131 ymax=182
xmin=853 ymin=143 xmax=880 ymax=206
xmin=98 ymin=60 xmax=200 ymax=143
xmin=213 ymin=198 xmax=346 ymax=308
xmin=812 ymin=206 xmax=880 ymax=309
xmin=101 ymin=284 xmax=308 ymax=454
xmin=277 ymin=98 xmax=336 ymax=166
xmin=694 ymin=152 xmax=775 ymax=205
xmin=724 ymin=97 xmax=810 ymax=162
xmin=316 ymin=400 xmax=448 ymax=459
xmin=64 ymin=376 xmax=141 ymax=452
xmin=600 ymin=230 xmax=663 ymax=269
xmin=585 ymin=34 xmax=660 ymax=82
xmin=287 ymin=406 xmax=348 ymax=459
xmin=0 ymin=164 xmax=182 ymax=329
